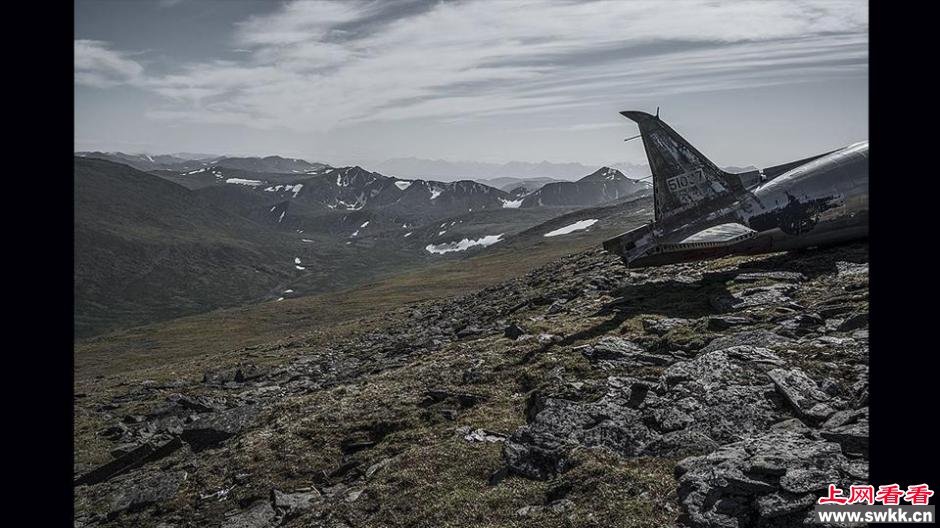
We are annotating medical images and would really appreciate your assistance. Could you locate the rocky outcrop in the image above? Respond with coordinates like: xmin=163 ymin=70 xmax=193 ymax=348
xmin=675 ymin=430 xmax=866 ymax=527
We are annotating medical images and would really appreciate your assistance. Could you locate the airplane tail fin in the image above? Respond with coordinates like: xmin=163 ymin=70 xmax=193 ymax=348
xmin=621 ymin=110 xmax=745 ymax=223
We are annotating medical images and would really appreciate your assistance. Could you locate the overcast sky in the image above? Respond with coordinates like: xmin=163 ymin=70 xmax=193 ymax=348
xmin=75 ymin=0 xmax=868 ymax=168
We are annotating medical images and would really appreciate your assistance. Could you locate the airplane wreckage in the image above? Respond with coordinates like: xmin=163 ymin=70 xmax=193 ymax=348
xmin=603 ymin=110 xmax=868 ymax=267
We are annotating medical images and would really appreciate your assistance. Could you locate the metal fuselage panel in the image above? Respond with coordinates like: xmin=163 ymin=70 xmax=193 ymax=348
xmin=614 ymin=141 xmax=868 ymax=267
xmin=739 ymin=141 xmax=868 ymax=250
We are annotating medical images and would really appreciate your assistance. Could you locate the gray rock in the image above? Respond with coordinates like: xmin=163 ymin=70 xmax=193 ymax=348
xmin=676 ymin=431 xmax=858 ymax=528
xmin=733 ymin=271 xmax=806 ymax=283
xmin=203 ymin=363 xmax=265 ymax=386
xmin=504 ymin=384 xmax=655 ymax=479
xmin=770 ymin=418 xmax=811 ymax=433
xmin=108 ymin=471 xmax=187 ymax=514
xmin=181 ymin=405 xmax=260 ymax=450
xmin=768 ymin=368 xmax=832 ymax=422
xmin=537 ymin=333 xmax=562 ymax=344
xmin=464 ymin=428 xmax=506 ymax=443
xmin=583 ymin=336 xmax=644 ymax=360
xmin=699 ymin=330 xmax=790 ymax=354
xmin=504 ymin=323 xmax=527 ymax=340
xmin=705 ymin=315 xmax=751 ymax=331
xmin=642 ymin=317 xmax=691 ymax=335
xmin=837 ymin=311 xmax=868 ymax=332
xmin=822 ymin=407 xmax=867 ymax=429
xmin=582 ymin=336 xmax=672 ymax=366
xmin=821 ymin=420 xmax=869 ymax=458
xmin=223 ymin=500 xmax=276 ymax=528
xmin=774 ymin=313 xmax=824 ymax=338
xmin=641 ymin=430 xmax=719 ymax=458
xmin=756 ymin=491 xmax=817 ymax=519
xmin=272 ymin=488 xmax=320 ymax=515
xmin=710 ymin=285 xmax=795 ymax=312
xmin=835 ymin=261 xmax=868 ymax=277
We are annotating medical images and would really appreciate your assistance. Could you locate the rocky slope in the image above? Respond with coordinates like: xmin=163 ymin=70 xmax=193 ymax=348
xmin=74 ymin=241 xmax=868 ymax=527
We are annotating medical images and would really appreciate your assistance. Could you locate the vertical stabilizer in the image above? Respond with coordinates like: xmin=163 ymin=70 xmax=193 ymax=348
xmin=621 ymin=110 xmax=744 ymax=222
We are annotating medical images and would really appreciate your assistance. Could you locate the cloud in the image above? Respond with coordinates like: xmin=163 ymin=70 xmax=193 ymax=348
xmin=74 ymin=39 xmax=144 ymax=87
xmin=75 ymin=0 xmax=868 ymax=130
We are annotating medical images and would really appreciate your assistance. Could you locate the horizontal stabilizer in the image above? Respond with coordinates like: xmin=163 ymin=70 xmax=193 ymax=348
xmin=660 ymin=223 xmax=756 ymax=252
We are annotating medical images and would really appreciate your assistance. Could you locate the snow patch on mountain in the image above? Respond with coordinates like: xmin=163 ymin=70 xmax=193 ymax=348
xmin=544 ymin=219 xmax=598 ymax=237
xmin=425 ymin=234 xmax=504 ymax=255
xmin=226 ymin=178 xmax=264 ymax=187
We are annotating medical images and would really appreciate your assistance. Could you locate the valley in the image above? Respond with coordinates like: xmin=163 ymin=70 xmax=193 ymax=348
xmin=74 ymin=153 xmax=650 ymax=338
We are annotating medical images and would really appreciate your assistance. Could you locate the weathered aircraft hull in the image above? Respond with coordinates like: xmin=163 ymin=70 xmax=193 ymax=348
xmin=603 ymin=110 xmax=868 ymax=268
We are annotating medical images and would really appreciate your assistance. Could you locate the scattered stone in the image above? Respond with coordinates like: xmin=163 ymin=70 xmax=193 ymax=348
xmin=821 ymin=420 xmax=869 ymax=458
xmin=223 ymin=500 xmax=276 ymax=528
xmin=837 ymin=311 xmax=868 ymax=332
xmin=346 ymin=489 xmax=364 ymax=503
xmin=272 ymin=488 xmax=320 ymax=515
xmin=108 ymin=471 xmax=187 ymax=515
xmin=456 ymin=325 xmax=483 ymax=338
xmin=768 ymin=368 xmax=832 ymax=422
xmin=641 ymin=430 xmax=718 ymax=458
xmin=582 ymin=336 xmax=672 ymax=366
xmin=365 ymin=458 xmax=392 ymax=478
xmin=733 ymin=271 xmax=806 ymax=283
xmin=168 ymin=393 xmax=219 ymax=413
xmin=705 ymin=315 xmax=751 ymax=331
xmin=582 ymin=336 xmax=643 ymax=360
xmin=463 ymin=428 xmax=506 ymax=443
xmin=836 ymin=261 xmax=868 ymax=277
xmin=642 ymin=317 xmax=691 ymax=335
xmin=774 ymin=313 xmax=824 ymax=338
xmin=710 ymin=285 xmax=795 ymax=312
xmin=504 ymin=323 xmax=527 ymax=340
xmin=181 ymin=405 xmax=260 ymax=450
xmin=699 ymin=330 xmax=790 ymax=354
xmin=537 ymin=333 xmax=562 ymax=344
xmin=203 ymin=363 xmax=265 ymax=386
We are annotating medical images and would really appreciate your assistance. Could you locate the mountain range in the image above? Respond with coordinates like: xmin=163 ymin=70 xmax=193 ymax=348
xmin=73 ymin=153 xmax=651 ymax=337
xmin=373 ymin=157 xmax=652 ymax=182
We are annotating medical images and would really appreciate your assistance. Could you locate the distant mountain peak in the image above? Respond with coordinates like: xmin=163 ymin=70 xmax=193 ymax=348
xmin=579 ymin=167 xmax=627 ymax=183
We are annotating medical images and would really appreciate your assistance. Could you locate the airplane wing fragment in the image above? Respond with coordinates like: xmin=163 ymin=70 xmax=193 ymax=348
xmin=660 ymin=223 xmax=757 ymax=252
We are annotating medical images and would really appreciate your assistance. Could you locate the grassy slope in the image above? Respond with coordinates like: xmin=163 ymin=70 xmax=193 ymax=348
xmin=74 ymin=216 xmax=646 ymax=380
